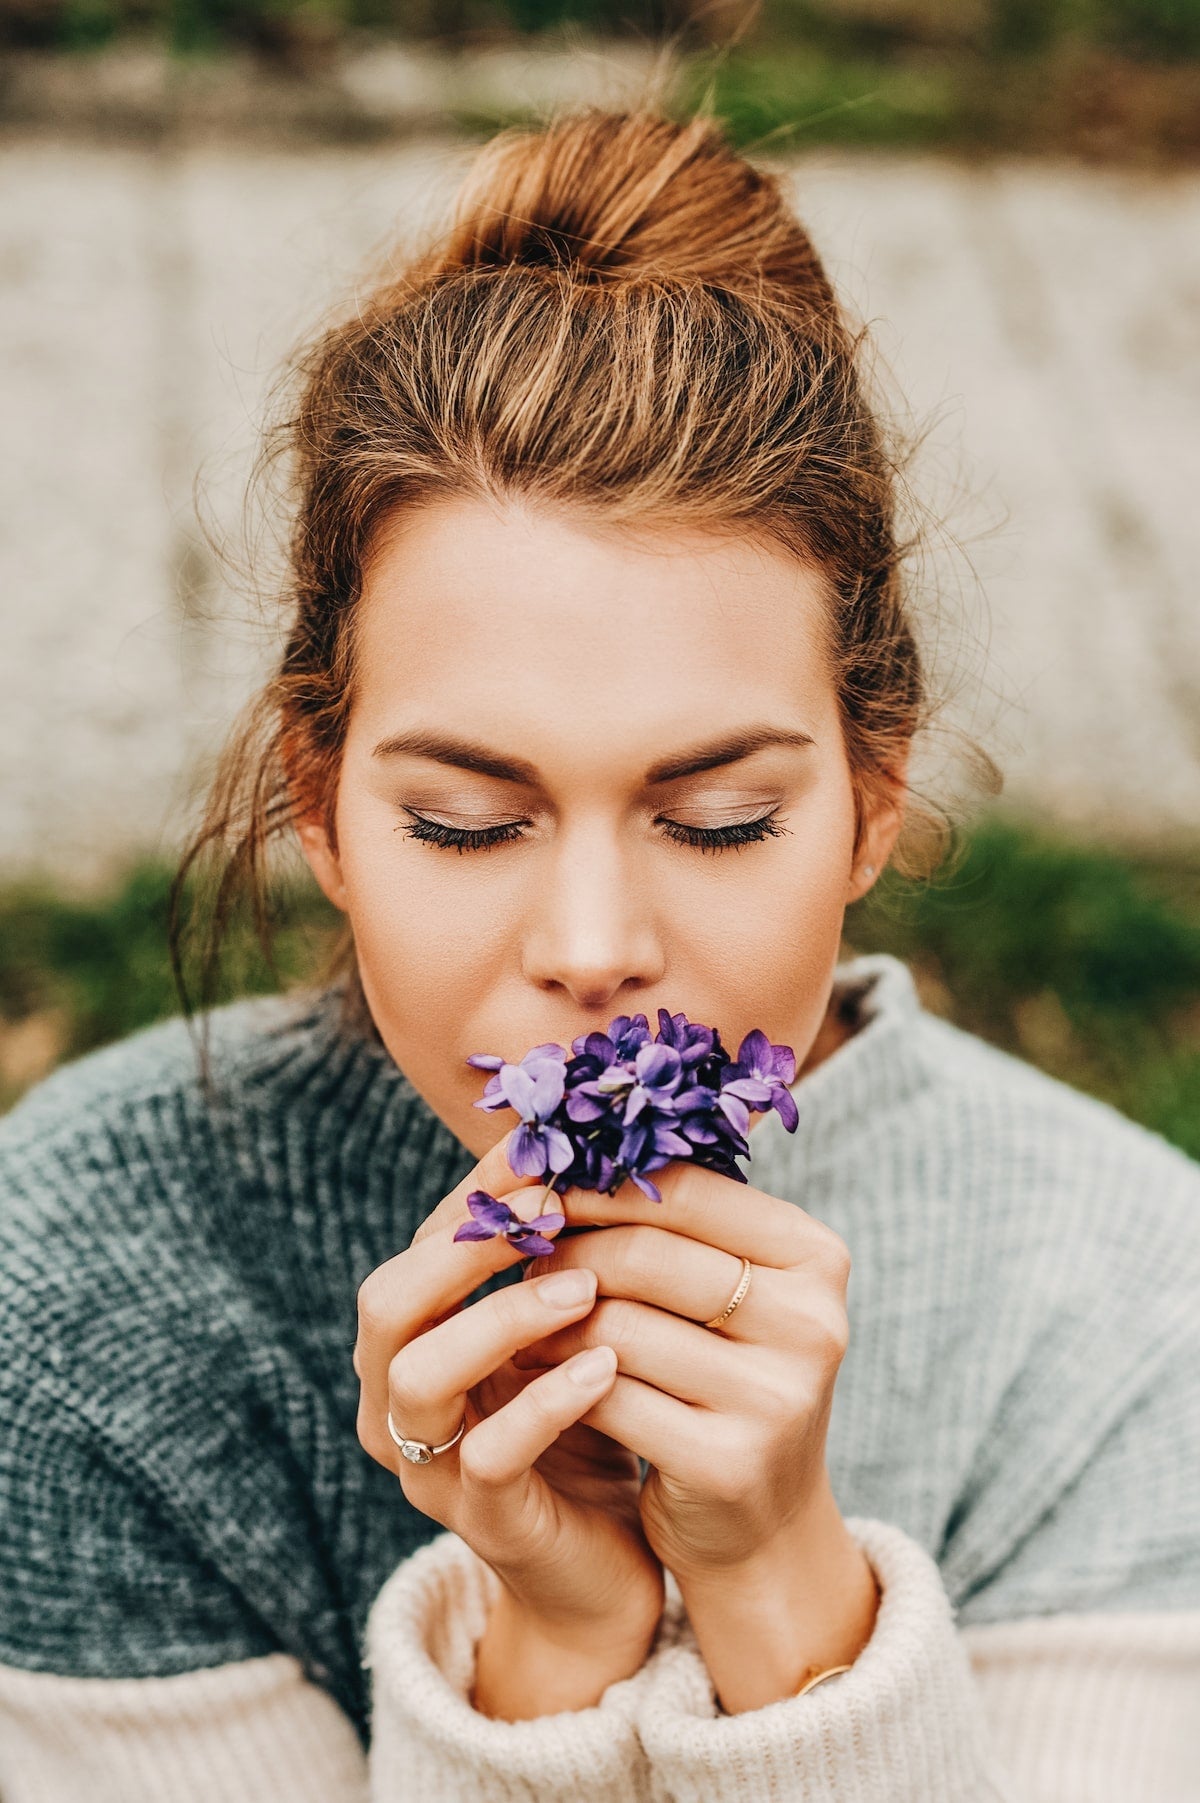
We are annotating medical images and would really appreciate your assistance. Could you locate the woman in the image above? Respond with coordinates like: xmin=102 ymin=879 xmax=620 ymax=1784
xmin=1 ymin=106 xmax=1197 ymax=1801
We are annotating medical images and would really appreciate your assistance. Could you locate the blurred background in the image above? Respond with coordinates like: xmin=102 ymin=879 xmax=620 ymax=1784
xmin=1 ymin=0 xmax=1198 ymax=1154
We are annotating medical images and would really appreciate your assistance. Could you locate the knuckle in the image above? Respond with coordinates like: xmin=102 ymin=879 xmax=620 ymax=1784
xmin=755 ymin=1365 xmax=802 ymax=1424
xmin=785 ymin=1219 xmax=850 ymax=1281
xmin=510 ymin=1272 xmax=567 ymax=1330
xmin=818 ymin=1227 xmax=852 ymax=1284
xmin=592 ymin=1296 xmax=642 ymax=1347
xmin=494 ymin=1280 xmax=533 ymax=1336
xmin=527 ymin=1372 xmax=572 ymax=1428
xmin=386 ymin=1346 xmax=427 ymax=1419
xmin=617 ymin=1228 xmax=671 ymax=1290
xmin=813 ymin=1299 xmax=850 ymax=1364
xmin=355 ymin=1272 xmax=393 ymax=1339
xmin=785 ymin=1226 xmax=813 ymax=1267
xmin=457 ymin=1434 xmax=506 ymax=1488
xmin=791 ymin=1294 xmax=849 ymax=1368
xmin=647 ymin=1159 xmax=700 ymax=1215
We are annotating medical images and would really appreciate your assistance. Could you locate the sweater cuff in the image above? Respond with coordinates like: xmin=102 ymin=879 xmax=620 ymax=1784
xmin=363 ymin=1530 xmax=675 ymax=1803
xmin=632 ymin=1516 xmax=1009 ymax=1803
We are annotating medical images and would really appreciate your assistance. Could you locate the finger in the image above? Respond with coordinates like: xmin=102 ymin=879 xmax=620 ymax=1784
xmin=575 ymin=1369 xmax=802 ymax=1497
xmin=457 ymin=1345 xmax=619 ymax=1493
xmin=381 ymin=1267 xmax=600 ymax=1459
xmin=525 ymin=1224 xmax=779 ymax=1343
xmin=356 ymin=1133 xmax=565 ymax=1417
xmin=574 ymin=1371 xmax=712 ymax=1487
xmin=513 ymin=1295 xmax=756 ymax=1408
xmin=560 ymin=1162 xmax=850 ymax=1275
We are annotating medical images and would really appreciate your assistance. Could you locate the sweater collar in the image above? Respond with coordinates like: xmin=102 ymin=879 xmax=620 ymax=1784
xmin=742 ymin=951 xmax=931 ymax=1177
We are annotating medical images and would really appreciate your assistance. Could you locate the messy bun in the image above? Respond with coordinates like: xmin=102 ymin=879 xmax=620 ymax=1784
xmin=172 ymin=102 xmax=999 ymax=1024
xmin=420 ymin=109 xmax=835 ymax=295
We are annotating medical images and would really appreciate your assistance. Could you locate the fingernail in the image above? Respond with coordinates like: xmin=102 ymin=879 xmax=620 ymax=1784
xmin=536 ymin=1268 xmax=595 ymax=1308
xmin=566 ymin=1345 xmax=617 ymax=1386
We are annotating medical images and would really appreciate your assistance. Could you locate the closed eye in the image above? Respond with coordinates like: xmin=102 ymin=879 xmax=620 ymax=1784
xmin=395 ymin=810 xmax=790 ymax=855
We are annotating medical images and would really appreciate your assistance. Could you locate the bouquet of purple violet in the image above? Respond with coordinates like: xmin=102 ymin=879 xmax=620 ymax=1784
xmin=453 ymin=1009 xmax=800 ymax=1256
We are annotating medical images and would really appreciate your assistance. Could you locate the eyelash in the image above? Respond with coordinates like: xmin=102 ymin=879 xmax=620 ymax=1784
xmin=395 ymin=809 xmax=790 ymax=856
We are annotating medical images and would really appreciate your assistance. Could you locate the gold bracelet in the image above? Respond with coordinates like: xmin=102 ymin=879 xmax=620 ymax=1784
xmin=715 ymin=1660 xmax=854 ymax=1714
xmin=795 ymin=1662 xmax=853 ymax=1697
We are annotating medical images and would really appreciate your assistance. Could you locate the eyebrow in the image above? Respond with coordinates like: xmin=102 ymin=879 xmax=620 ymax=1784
xmin=370 ymin=724 xmax=817 ymax=786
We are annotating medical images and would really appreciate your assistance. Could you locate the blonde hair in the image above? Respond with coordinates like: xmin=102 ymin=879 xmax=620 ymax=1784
xmin=171 ymin=102 xmax=999 ymax=1022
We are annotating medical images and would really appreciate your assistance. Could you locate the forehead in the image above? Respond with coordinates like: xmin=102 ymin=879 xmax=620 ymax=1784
xmin=353 ymin=496 xmax=835 ymax=732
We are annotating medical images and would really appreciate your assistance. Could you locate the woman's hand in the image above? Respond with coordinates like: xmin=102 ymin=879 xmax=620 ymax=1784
xmin=511 ymin=1162 xmax=851 ymax=1574
xmin=508 ymin=1163 xmax=881 ymax=1709
xmin=353 ymin=1131 xmax=665 ymax=1716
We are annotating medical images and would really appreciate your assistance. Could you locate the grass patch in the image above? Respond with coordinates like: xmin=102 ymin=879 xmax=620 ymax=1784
xmin=673 ymin=40 xmax=1200 ymax=163
xmin=0 ymin=863 xmax=342 ymax=1113
xmin=844 ymin=815 xmax=1200 ymax=1157
xmin=2 ymin=815 xmax=1198 ymax=1158
xmin=676 ymin=48 xmax=973 ymax=155
xmin=454 ymin=42 xmax=1200 ymax=165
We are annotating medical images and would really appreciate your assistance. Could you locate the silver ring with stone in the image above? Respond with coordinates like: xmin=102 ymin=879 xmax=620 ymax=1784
xmin=386 ymin=1411 xmax=467 ymax=1466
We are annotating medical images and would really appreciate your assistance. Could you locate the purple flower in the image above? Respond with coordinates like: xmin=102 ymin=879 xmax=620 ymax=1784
xmin=563 ymin=1031 xmax=627 ymax=1124
xmin=451 ymin=1190 xmax=566 ymax=1258
xmin=622 ymin=1042 xmax=684 ymax=1125
xmin=469 ymin=1042 xmax=567 ymax=1108
xmin=655 ymin=1008 xmax=723 ymax=1070
xmin=722 ymin=1029 xmax=800 ymax=1134
xmin=455 ymin=1005 xmax=798 ymax=1249
xmin=578 ymin=1013 xmax=653 ymax=1062
xmin=470 ymin=1044 xmax=574 ymax=1177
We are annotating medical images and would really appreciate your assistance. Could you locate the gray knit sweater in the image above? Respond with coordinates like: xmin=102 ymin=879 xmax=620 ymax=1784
xmin=1 ymin=952 xmax=1197 ymax=1790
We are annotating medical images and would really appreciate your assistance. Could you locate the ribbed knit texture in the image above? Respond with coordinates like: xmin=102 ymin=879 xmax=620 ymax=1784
xmin=954 ymin=1609 xmax=1200 ymax=1799
xmin=2 ymin=951 xmax=1198 ymax=1773
xmin=0 ymin=979 xmax=480 ymax=1744
xmin=364 ymin=1517 xmax=1007 ymax=1801
xmin=357 ymin=1522 xmax=1200 ymax=1801
xmin=0 ymin=1653 xmax=369 ymax=1802
xmin=3 ymin=1550 xmax=1198 ymax=1798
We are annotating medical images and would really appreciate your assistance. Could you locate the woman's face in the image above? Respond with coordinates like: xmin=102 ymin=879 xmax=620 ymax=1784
xmin=297 ymin=495 xmax=904 ymax=1159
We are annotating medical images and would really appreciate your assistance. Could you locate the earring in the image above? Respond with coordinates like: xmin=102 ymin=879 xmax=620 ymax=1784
xmin=862 ymin=863 xmax=876 ymax=877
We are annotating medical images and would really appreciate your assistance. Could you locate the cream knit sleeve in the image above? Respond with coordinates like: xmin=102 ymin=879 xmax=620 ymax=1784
xmin=1 ymin=1526 xmax=1196 ymax=1801
xmin=363 ymin=1521 xmax=1200 ymax=1803
xmin=0 ymin=1651 xmax=371 ymax=1801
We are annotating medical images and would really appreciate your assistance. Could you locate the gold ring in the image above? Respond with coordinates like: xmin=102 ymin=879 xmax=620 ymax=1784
xmin=703 ymin=1255 xmax=752 ymax=1331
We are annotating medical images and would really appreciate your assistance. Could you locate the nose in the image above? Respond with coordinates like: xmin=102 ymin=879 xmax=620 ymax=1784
xmin=520 ymin=816 xmax=665 ymax=1013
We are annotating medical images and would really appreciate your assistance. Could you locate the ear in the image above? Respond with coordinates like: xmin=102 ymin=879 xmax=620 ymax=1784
xmin=295 ymin=812 xmax=349 ymax=914
xmin=846 ymin=759 xmax=908 ymax=905
xmin=282 ymin=728 xmax=349 ymax=914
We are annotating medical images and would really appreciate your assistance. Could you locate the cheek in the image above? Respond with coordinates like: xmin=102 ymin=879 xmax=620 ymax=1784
xmin=333 ymin=824 xmax=506 ymax=1147
xmin=346 ymin=868 xmax=498 ymax=1025
xmin=331 ymin=788 xmax=500 ymax=1028
xmin=734 ymin=760 xmax=857 ymax=924
xmin=716 ymin=772 xmax=857 ymax=1051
